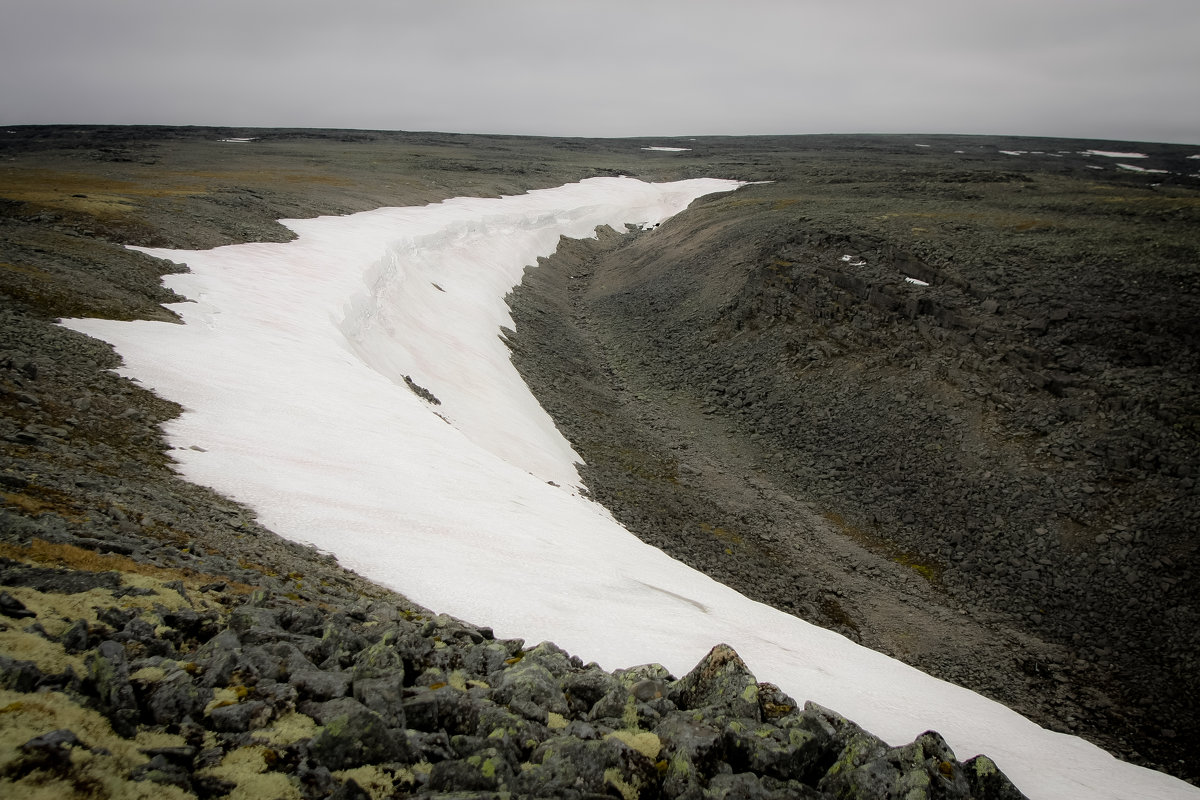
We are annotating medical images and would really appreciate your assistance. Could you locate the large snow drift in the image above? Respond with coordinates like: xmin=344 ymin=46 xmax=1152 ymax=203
xmin=64 ymin=177 xmax=1198 ymax=800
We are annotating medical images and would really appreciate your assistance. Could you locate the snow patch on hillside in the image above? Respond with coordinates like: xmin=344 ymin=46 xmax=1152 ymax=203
xmin=62 ymin=178 xmax=1200 ymax=800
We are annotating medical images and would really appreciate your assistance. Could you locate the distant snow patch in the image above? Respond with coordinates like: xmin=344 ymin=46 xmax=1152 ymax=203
xmin=1117 ymin=163 xmax=1169 ymax=174
xmin=642 ymin=146 xmax=691 ymax=152
xmin=1086 ymin=165 xmax=1105 ymax=170
xmin=914 ymin=144 xmax=931 ymax=148
xmin=904 ymin=276 xmax=930 ymax=286
xmin=1187 ymin=154 xmax=1200 ymax=160
xmin=1082 ymin=149 xmax=1147 ymax=158
xmin=1000 ymin=150 xmax=1027 ymax=156
xmin=840 ymin=254 xmax=866 ymax=267
xmin=219 ymin=137 xmax=258 ymax=143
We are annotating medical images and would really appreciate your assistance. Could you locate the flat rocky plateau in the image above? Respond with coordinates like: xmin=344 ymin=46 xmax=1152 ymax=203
xmin=0 ymin=126 xmax=1197 ymax=797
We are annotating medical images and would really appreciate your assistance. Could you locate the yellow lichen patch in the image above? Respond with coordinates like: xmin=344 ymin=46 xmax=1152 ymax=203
xmin=231 ymin=771 xmax=299 ymax=800
xmin=621 ymin=696 xmax=640 ymax=730
xmin=546 ymin=712 xmax=568 ymax=731
xmin=0 ymin=580 xmax=193 ymax=662
xmin=604 ymin=766 xmax=639 ymax=800
xmin=0 ymin=619 xmax=87 ymax=676
xmin=14 ymin=580 xmax=185 ymax=624
xmin=0 ymin=688 xmax=194 ymax=800
xmin=254 ymin=712 xmax=318 ymax=746
xmin=334 ymin=765 xmax=395 ymax=800
xmin=607 ymin=729 xmax=662 ymax=760
xmin=129 ymin=665 xmax=168 ymax=683
xmin=134 ymin=728 xmax=189 ymax=751
xmin=205 ymin=687 xmax=241 ymax=714
xmin=199 ymin=745 xmax=300 ymax=800
xmin=0 ymin=689 xmax=136 ymax=768
xmin=0 ymin=763 xmax=193 ymax=800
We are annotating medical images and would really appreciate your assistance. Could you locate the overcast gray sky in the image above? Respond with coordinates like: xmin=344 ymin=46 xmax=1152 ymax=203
xmin=3 ymin=0 xmax=1197 ymax=144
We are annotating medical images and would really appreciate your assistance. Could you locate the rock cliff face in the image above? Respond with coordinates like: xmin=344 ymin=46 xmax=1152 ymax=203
xmin=0 ymin=126 xmax=1196 ymax=795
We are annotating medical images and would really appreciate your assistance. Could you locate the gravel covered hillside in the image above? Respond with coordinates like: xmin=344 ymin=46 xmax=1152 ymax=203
xmin=504 ymin=136 xmax=1200 ymax=781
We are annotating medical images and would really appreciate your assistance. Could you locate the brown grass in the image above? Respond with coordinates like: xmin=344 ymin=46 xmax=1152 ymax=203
xmin=2 ymin=488 xmax=86 ymax=521
xmin=0 ymin=539 xmax=254 ymax=594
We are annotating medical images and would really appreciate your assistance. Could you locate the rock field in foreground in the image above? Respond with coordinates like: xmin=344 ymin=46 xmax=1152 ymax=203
xmin=0 ymin=538 xmax=1024 ymax=799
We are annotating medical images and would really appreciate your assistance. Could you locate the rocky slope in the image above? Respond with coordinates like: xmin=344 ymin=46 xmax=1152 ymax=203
xmin=504 ymin=139 xmax=1200 ymax=781
xmin=1 ymin=125 xmax=1195 ymax=795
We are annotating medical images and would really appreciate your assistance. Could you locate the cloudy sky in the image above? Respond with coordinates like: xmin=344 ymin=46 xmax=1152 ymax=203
xmin=3 ymin=0 xmax=1197 ymax=144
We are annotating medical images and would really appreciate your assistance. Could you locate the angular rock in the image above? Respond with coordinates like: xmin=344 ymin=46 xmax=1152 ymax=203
xmin=209 ymin=699 xmax=273 ymax=732
xmin=563 ymin=666 xmax=620 ymax=715
xmin=0 ymin=654 xmax=42 ymax=692
xmin=427 ymin=747 xmax=515 ymax=793
xmin=400 ymin=686 xmax=480 ymax=735
xmin=519 ymin=641 xmax=577 ymax=677
xmin=474 ymin=700 xmax=548 ymax=760
xmin=672 ymin=644 xmax=760 ymax=720
xmin=59 ymin=618 xmax=90 ymax=653
xmin=131 ymin=754 xmax=193 ymax=790
xmin=351 ymin=627 xmax=409 ymax=677
xmin=146 ymin=669 xmax=210 ymax=725
xmin=291 ymin=668 xmax=353 ymax=701
xmin=463 ymin=641 xmax=512 ymax=681
xmin=300 ymin=696 xmax=370 ymax=726
xmin=820 ymin=729 xmax=974 ymax=799
xmin=0 ymin=591 xmax=37 ymax=619
xmin=514 ymin=735 xmax=658 ymax=799
xmin=963 ymin=754 xmax=1030 ymax=800
xmin=353 ymin=674 xmax=406 ymax=728
xmin=307 ymin=705 xmax=409 ymax=770
xmin=723 ymin=717 xmax=833 ymax=785
xmin=86 ymin=640 xmax=138 ymax=735
xmin=495 ymin=659 xmax=569 ymax=716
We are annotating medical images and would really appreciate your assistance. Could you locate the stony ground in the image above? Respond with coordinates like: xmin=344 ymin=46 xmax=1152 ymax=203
xmin=0 ymin=126 xmax=1196 ymax=795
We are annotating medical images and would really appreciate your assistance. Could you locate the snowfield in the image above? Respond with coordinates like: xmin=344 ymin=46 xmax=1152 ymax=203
xmin=64 ymin=178 xmax=1200 ymax=800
